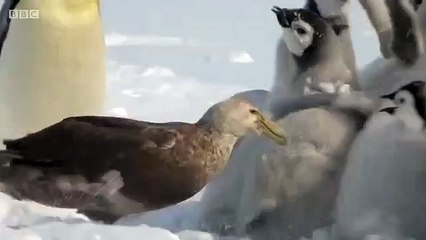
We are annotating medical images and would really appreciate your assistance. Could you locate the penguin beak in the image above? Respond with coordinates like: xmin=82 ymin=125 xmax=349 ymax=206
xmin=272 ymin=6 xmax=291 ymax=28
xmin=380 ymin=92 xmax=397 ymax=100
xmin=379 ymin=107 xmax=397 ymax=114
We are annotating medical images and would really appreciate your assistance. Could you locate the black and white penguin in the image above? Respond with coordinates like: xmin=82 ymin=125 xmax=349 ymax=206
xmin=0 ymin=0 xmax=106 ymax=144
xmin=336 ymin=80 xmax=426 ymax=240
xmin=269 ymin=7 xmax=356 ymax=117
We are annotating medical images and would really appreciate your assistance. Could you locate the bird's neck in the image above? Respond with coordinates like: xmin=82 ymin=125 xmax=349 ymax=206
xmin=195 ymin=120 xmax=239 ymax=146
xmin=212 ymin=130 xmax=238 ymax=143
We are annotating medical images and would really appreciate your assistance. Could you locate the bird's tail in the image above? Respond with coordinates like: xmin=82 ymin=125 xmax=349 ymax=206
xmin=3 ymin=139 xmax=14 ymax=146
xmin=2 ymin=138 xmax=19 ymax=149
xmin=0 ymin=149 xmax=22 ymax=165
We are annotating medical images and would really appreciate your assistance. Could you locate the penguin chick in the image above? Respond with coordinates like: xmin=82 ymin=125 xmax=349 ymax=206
xmin=335 ymin=80 xmax=426 ymax=240
xmin=381 ymin=80 xmax=426 ymax=130
xmin=269 ymin=7 xmax=355 ymax=117
xmin=359 ymin=0 xmax=423 ymax=61
xmin=386 ymin=0 xmax=425 ymax=65
xmin=304 ymin=0 xmax=358 ymax=87
xmin=359 ymin=1 xmax=426 ymax=94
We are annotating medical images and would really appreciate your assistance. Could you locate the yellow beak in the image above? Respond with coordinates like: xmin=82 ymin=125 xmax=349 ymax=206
xmin=256 ymin=113 xmax=287 ymax=145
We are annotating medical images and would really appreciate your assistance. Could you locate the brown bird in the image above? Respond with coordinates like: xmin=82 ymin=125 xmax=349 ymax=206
xmin=0 ymin=96 xmax=286 ymax=222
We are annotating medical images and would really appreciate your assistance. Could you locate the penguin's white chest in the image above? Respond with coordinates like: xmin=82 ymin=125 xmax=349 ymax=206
xmin=0 ymin=6 xmax=106 ymax=139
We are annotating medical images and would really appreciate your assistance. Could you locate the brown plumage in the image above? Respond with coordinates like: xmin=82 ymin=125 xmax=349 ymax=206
xmin=0 ymin=96 xmax=286 ymax=222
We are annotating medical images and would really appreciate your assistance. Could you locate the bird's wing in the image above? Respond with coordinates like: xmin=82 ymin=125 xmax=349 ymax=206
xmin=0 ymin=0 xmax=20 ymax=56
xmin=64 ymin=116 xmax=185 ymax=130
xmin=62 ymin=117 xmax=189 ymax=148
xmin=4 ymin=117 xmax=186 ymax=168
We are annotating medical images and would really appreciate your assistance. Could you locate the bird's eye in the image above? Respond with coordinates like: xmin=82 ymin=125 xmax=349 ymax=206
xmin=249 ymin=109 xmax=257 ymax=114
xmin=398 ymin=97 xmax=406 ymax=104
xmin=296 ymin=28 xmax=307 ymax=35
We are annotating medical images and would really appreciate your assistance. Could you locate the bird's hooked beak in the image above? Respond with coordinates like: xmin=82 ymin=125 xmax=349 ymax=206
xmin=252 ymin=110 xmax=287 ymax=145
xmin=379 ymin=106 xmax=397 ymax=114
xmin=272 ymin=6 xmax=291 ymax=28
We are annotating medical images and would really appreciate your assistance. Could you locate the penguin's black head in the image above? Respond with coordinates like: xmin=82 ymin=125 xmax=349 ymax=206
xmin=271 ymin=6 xmax=329 ymax=58
xmin=381 ymin=80 xmax=426 ymax=120
xmin=304 ymin=0 xmax=350 ymax=35
xmin=272 ymin=6 xmax=326 ymax=30
xmin=381 ymin=81 xmax=426 ymax=100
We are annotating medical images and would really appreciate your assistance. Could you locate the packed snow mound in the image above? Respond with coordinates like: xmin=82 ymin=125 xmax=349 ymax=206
xmin=229 ymin=50 xmax=254 ymax=64
xmin=0 ymin=193 xmax=88 ymax=228
xmin=0 ymin=192 xmax=244 ymax=240
xmin=0 ymin=222 xmax=179 ymax=240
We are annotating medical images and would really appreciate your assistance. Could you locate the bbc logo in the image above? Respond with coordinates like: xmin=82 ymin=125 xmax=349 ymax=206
xmin=9 ymin=10 xmax=39 ymax=19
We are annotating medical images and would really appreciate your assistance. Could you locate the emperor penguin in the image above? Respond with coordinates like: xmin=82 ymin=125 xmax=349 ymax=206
xmin=335 ymin=81 xmax=426 ymax=240
xmin=269 ymin=6 xmax=357 ymax=117
xmin=0 ymin=0 xmax=106 ymax=144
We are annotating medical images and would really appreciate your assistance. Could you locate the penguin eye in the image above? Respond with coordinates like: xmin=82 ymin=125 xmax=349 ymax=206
xmin=397 ymin=97 xmax=406 ymax=105
xmin=295 ymin=27 xmax=307 ymax=35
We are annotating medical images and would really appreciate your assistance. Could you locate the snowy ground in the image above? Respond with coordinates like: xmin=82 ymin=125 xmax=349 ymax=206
xmin=0 ymin=191 xmax=247 ymax=240
xmin=0 ymin=0 xmax=385 ymax=239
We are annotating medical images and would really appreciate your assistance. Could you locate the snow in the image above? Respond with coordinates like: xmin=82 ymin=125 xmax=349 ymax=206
xmin=107 ymin=107 xmax=129 ymax=117
xmin=142 ymin=66 xmax=176 ymax=78
xmin=105 ymin=33 xmax=183 ymax=47
xmin=0 ymin=192 xmax=242 ymax=240
xmin=229 ymin=51 xmax=255 ymax=64
xmin=106 ymin=61 xmax=249 ymax=122
xmin=0 ymin=193 xmax=88 ymax=228
xmin=1 ymin=222 xmax=180 ymax=240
